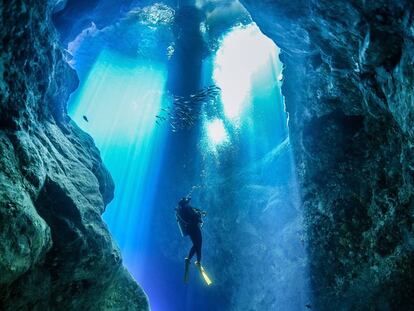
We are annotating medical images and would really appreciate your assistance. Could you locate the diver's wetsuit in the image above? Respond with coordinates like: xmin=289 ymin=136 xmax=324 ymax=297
xmin=187 ymin=223 xmax=202 ymax=262
xmin=180 ymin=204 xmax=203 ymax=262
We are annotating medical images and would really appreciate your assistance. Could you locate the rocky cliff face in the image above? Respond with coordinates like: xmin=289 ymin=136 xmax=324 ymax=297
xmin=241 ymin=0 xmax=414 ymax=309
xmin=3 ymin=0 xmax=414 ymax=309
xmin=0 ymin=1 xmax=148 ymax=310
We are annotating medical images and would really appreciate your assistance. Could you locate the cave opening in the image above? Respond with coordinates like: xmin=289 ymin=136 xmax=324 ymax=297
xmin=56 ymin=1 xmax=310 ymax=310
xmin=3 ymin=0 xmax=414 ymax=310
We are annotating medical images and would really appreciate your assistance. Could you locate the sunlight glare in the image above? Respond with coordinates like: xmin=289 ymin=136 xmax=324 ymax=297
xmin=213 ymin=23 xmax=278 ymax=123
xmin=206 ymin=118 xmax=228 ymax=145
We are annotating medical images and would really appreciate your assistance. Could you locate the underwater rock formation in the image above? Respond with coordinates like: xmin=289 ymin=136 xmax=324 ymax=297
xmin=241 ymin=0 xmax=414 ymax=309
xmin=3 ymin=0 xmax=414 ymax=310
xmin=0 ymin=1 xmax=148 ymax=310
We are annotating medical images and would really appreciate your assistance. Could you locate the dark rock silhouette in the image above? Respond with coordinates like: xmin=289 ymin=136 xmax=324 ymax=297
xmin=241 ymin=0 xmax=414 ymax=309
xmin=2 ymin=0 xmax=414 ymax=310
xmin=0 ymin=1 xmax=148 ymax=310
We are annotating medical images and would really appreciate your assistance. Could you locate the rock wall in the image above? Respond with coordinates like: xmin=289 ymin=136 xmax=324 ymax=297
xmin=0 ymin=1 xmax=148 ymax=310
xmin=241 ymin=0 xmax=414 ymax=309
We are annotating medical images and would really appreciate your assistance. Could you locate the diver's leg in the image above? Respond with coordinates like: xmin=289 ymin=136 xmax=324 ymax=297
xmin=188 ymin=246 xmax=196 ymax=260
xmin=187 ymin=230 xmax=197 ymax=260
xmin=184 ymin=255 xmax=191 ymax=283
xmin=193 ymin=229 xmax=212 ymax=285
xmin=194 ymin=228 xmax=202 ymax=263
xmin=184 ymin=232 xmax=196 ymax=283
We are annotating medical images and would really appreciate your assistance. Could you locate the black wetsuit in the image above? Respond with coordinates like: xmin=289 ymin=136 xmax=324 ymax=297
xmin=180 ymin=204 xmax=203 ymax=262
xmin=188 ymin=223 xmax=202 ymax=262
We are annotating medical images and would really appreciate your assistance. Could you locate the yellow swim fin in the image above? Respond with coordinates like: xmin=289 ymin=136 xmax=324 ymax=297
xmin=184 ymin=258 xmax=190 ymax=284
xmin=195 ymin=262 xmax=213 ymax=286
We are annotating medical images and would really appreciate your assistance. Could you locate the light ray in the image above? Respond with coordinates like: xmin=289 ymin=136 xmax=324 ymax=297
xmin=213 ymin=23 xmax=279 ymax=123
xmin=68 ymin=48 xmax=168 ymax=285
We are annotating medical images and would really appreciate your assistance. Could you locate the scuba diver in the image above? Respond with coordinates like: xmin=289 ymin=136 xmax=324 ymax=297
xmin=176 ymin=196 xmax=212 ymax=285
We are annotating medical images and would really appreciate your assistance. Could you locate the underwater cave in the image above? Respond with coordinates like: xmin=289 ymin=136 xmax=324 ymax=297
xmin=1 ymin=1 xmax=414 ymax=311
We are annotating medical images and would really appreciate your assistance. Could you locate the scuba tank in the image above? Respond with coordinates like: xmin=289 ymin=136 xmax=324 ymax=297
xmin=176 ymin=195 xmax=207 ymax=236
xmin=176 ymin=205 xmax=189 ymax=237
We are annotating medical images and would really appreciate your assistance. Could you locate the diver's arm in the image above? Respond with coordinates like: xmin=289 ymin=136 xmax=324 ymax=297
xmin=193 ymin=207 xmax=207 ymax=216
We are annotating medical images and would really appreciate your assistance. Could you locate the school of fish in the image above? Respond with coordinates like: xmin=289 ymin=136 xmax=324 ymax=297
xmin=155 ymin=85 xmax=221 ymax=132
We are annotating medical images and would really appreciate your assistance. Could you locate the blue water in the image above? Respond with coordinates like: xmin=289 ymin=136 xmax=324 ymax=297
xmin=69 ymin=22 xmax=310 ymax=311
